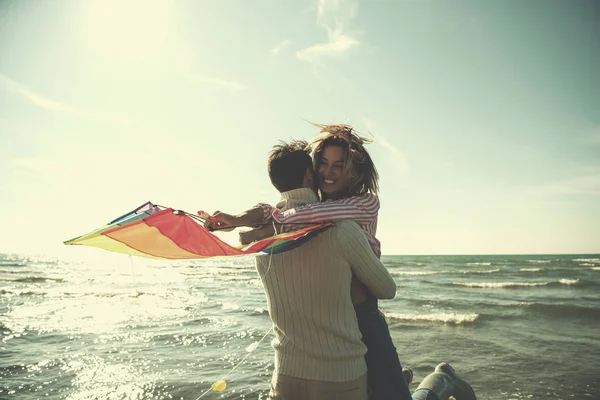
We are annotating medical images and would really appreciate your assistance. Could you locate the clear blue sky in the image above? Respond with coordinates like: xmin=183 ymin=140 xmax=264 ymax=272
xmin=1 ymin=0 xmax=598 ymax=255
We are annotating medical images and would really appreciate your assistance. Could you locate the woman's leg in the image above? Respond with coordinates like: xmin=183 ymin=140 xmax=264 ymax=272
xmin=355 ymin=297 xmax=413 ymax=400
xmin=413 ymin=363 xmax=476 ymax=400
xmin=411 ymin=389 xmax=438 ymax=400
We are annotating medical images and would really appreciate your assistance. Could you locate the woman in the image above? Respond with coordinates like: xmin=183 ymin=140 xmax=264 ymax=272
xmin=239 ymin=124 xmax=414 ymax=400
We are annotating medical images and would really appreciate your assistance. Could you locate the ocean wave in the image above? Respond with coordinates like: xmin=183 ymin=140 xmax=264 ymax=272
xmin=221 ymin=302 xmax=240 ymax=310
xmin=519 ymin=302 xmax=600 ymax=319
xmin=0 ymin=262 xmax=25 ymax=267
xmin=520 ymin=268 xmax=541 ymax=272
xmin=383 ymin=262 xmax=427 ymax=268
xmin=0 ymin=269 xmax=32 ymax=275
xmin=0 ymin=320 xmax=11 ymax=333
xmin=390 ymin=271 xmax=440 ymax=276
xmin=8 ymin=277 xmax=65 ymax=284
xmin=0 ymin=289 xmax=47 ymax=297
xmin=525 ymin=260 xmax=552 ymax=264
xmin=465 ymin=262 xmax=491 ymax=266
xmin=454 ymin=281 xmax=549 ymax=288
xmin=390 ymin=269 xmax=499 ymax=276
xmin=558 ymin=278 xmax=579 ymax=285
xmin=459 ymin=269 xmax=500 ymax=274
xmin=591 ymin=267 xmax=600 ymax=271
xmin=385 ymin=312 xmax=479 ymax=325
xmin=572 ymin=258 xmax=599 ymax=263
xmin=454 ymin=279 xmax=586 ymax=289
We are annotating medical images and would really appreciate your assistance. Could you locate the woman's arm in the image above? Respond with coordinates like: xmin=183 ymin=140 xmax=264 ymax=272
xmin=203 ymin=206 xmax=268 ymax=231
xmin=239 ymin=223 xmax=279 ymax=245
xmin=270 ymin=193 xmax=379 ymax=225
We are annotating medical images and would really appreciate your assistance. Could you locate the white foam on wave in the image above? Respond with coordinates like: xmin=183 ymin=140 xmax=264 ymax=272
xmin=573 ymin=258 xmax=600 ymax=263
xmin=454 ymin=281 xmax=548 ymax=288
xmin=520 ymin=268 xmax=541 ymax=272
xmin=390 ymin=271 xmax=440 ymax=276
xmin=591 ymin=267 xmax=600 ymax=271
xmin=465 ymin=262 xmax=491 ymax=266
xmin=526 ymin=260 xmax=551 ymax=264
xmin=559 ymin=278 xmax=579 ymax=285
xmin=460 ymin=269 xmax=500 ymax=274
xmin=385 ymin=312 xmax=479 ymax=325
xmin=221 ymin=302 xmax=240 ymax=310
xmin=455 ymin=279 xmax=580 ymax=288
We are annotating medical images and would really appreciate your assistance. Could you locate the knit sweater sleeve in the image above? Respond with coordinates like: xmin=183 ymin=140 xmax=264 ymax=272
xmin=337 ymin=221 xmax=396 ymax=299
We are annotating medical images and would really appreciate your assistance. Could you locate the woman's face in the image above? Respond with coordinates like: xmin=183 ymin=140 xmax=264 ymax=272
xmin=317 ymin=145 xmax=350 ymax=198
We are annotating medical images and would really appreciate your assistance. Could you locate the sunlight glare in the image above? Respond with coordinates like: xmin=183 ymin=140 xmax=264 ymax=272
xmin=82 ymin=0 xmax=171 ymax=63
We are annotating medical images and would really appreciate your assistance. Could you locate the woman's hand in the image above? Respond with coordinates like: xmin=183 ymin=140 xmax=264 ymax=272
xmin=239 ymin=224 xmax=276 ymax=245
xmin=202 ymin=210 xmax=238 ymax=232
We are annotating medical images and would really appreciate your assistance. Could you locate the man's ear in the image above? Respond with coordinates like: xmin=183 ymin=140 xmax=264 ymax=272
xmin=303 ymin=168 xmax=315 ymax=189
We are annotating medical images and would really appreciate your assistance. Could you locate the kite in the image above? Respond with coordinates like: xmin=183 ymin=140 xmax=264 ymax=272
xmin=63 ymin=201 xmax=332 ymax=259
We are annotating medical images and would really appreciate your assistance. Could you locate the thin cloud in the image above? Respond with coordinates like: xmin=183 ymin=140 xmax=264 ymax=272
xmin=0 ymin=73 xmax=133 ymax=125
xmin=296 ymin=0 xmax=360 ymax=64
xmin=377 ymin=135 xmax=410 ymax=178
xmin=363 ymin=118 xmax=409 ymax=178
xmin=1 ymin=73 xmax=215 ymax=170
xmin=175 ymin=47 xmax=247 ymax=91
xmin=271 ymin=39 xmax=292 ymax=55
xmin=297 ymin=33 xmax=359 ymax=62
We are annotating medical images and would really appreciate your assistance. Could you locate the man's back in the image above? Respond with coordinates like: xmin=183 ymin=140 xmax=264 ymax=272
xmin=256 ymin=220 xmax=396 ymax=383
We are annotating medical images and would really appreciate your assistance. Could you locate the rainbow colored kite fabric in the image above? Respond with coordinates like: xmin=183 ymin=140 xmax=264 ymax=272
xmin=64 ymin=202 xmax=332 ymax=259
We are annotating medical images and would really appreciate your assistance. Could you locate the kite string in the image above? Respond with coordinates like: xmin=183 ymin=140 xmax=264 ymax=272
xmin=127 ymin=220 xmax=280 ymax=399
xmin=128 ymin=252 xmax=272 ymax=399
xmin=196 ymin=223 xmax=279 ymax=399
xmin=194 ymin=325 xmax=274 ymax=400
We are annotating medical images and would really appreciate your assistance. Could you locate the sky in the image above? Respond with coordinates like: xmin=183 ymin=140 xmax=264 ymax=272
xmin=0 ymin=0 xmax=598 ymax=256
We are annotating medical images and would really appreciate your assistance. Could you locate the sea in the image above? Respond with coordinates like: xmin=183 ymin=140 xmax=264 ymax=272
xmin=1 ymin=251 xmax=599 ymax=400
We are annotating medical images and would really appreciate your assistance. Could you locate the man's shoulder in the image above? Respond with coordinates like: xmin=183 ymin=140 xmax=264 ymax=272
xmin=298 ymin=220 xmax=362 ymax=246
xmin=330 ymin=220 xmax=364 ymax=239
xmin=333 ymin=220 xmax=362 ymax=230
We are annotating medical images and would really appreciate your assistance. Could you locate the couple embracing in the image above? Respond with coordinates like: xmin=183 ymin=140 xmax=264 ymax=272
xmin=205 ymin=124 xmax=476 ymax=400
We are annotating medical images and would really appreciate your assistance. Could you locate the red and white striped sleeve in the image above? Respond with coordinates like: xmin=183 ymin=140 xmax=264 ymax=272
xmin=255 ymin=203 xmax=275 ymax=225
xmin=271 ymin=194 xmax=380 ymax=225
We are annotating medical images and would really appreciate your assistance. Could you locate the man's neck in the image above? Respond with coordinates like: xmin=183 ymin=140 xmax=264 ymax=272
xmin=276 ymin=188 xmax=318 ymax=211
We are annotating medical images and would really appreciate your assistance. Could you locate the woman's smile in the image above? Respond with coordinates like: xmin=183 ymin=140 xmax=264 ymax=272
xmin=318 ymin=145 xmax=348 ymax=197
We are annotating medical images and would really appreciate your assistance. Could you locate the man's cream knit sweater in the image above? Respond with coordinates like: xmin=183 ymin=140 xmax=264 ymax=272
xmin=255 ymin=188 xmax=396 ymax=382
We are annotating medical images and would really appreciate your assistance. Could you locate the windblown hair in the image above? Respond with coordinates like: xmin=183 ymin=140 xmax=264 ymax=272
xmin=267 ymin=139 xmax=313 ymax=193
xmin=309 ymin=124 xmax=379 ymax=198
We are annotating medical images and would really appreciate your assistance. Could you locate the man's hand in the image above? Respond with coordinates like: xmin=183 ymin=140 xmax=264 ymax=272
xmin=239 ymin=224 xmax=276 ymax=245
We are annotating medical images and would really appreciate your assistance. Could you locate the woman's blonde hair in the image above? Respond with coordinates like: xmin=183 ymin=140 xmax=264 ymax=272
xmin=308 ymin=124 xmax=379 ymax=198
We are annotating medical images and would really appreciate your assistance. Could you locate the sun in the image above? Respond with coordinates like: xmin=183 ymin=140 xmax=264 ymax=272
xmin=81 ymin=0 xmax=171 ymax=63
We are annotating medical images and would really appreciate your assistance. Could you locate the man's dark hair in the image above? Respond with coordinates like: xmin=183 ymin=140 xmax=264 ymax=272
xmin=268 ymin=140 xmax=313 ymax=192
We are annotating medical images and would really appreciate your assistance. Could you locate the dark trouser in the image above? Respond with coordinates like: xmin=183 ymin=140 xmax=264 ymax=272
xmin=355 ymin=297 xmax=413 ymax=400
xmin=411 ymin=389 xmax=438 ymax=400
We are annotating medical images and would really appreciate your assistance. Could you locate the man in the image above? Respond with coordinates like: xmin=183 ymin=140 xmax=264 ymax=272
xmin=206 ymin=140 xmax=476 ymax=400
xmin=208 ymin=140 xmax=396 ymax=399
